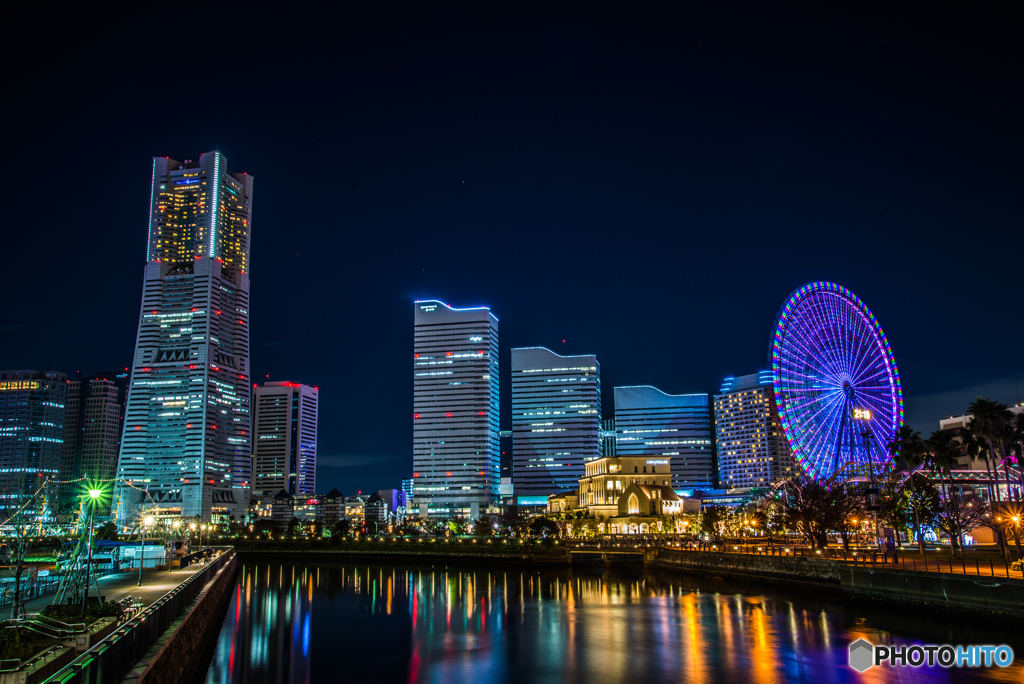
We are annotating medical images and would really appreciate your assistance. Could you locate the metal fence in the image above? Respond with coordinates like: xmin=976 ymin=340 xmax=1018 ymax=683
xmin=42 ymin=547 xmax=235 ymax=684
xmin=0 ymin=575 xmax=63 ymax=608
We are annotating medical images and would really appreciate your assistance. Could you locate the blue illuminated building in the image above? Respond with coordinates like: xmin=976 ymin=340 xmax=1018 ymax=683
xmin=0 ymin=370 xmax=67 ymax=516
xmin=511 ymin=347 xmax=601 ymax=505
xmin=413 ymin=300 xmax=500 ymax=518
xmin=614 ymin=386 xmax=714 ymax=491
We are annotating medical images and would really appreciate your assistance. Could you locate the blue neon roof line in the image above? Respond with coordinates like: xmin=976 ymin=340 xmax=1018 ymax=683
xmin=415 ymin=299 xmax=498 ymax=320
xmin=510 ymin=346 xmax=596 ymax=359
xmin=614 ymin=385 xmax=707 ymax=397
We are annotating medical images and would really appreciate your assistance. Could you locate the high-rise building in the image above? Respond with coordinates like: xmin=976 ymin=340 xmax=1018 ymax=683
xmin=400 ymin=477 xmax=414 ymax=503
xmin=59 ymin=370 xmax=129 ymax=512
xmin=614 ymin=386 xmax=713 ymax=491
xmin=252 ymin=382 xmax=318 ymax=498
xmin=511 ymin=347 xmax=601 ymax=505
xmin=413 ymin=300 xmax=500 ymax=518
xmin=115 ymin=151 xmax=254 ymax=524
xmin=713 ymin=371 xmax=797 ymax=489
xmin=600 ymin=419 xmax=617 ymax=458
xmin=0 ymin=370 xmax=67 ymax=516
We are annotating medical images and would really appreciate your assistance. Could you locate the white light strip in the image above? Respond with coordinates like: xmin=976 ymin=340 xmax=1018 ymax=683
xmin=146 ymin=158 xmax=156 ymax=260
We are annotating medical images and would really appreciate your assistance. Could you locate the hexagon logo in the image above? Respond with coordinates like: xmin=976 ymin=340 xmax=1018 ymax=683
xmin=849 ymin=639 xmax=874 ymax=672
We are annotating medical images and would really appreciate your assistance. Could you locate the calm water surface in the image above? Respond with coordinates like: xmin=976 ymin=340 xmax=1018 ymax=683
xmin=202 ymin=560 xmax=1022 ymax=683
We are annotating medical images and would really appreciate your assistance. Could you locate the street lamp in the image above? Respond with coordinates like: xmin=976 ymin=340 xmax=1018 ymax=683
xmin=138 ymin=516 xmax=154 ymax=587
xmin=81 ymin=487 xmax=105 ymax=615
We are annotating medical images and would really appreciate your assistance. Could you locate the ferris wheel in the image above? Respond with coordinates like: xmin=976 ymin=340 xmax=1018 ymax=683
xmin=771 ymin=282 xmax=904 ymax=481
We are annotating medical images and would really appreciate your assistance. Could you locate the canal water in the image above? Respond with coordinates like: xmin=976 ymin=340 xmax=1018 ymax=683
xmin=202 ymin=560 xmax=1022 ymax=683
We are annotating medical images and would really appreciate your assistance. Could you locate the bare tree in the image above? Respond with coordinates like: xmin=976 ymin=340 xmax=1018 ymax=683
xmin=933 ymin=491 xmax=990 ymax=559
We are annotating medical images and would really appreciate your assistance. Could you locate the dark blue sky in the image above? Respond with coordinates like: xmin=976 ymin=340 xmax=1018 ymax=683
xmin=2 ymin=3 xmax=1021 ymax=495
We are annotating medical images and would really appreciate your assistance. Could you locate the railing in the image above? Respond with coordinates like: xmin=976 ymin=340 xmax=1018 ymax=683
xmin=41 ymin=547 xmax=235 ymax=684
xmin=652 ymin=542 xmax=1022 ymax=579
xmin=0 ymin=575 xmax=64 ymax=608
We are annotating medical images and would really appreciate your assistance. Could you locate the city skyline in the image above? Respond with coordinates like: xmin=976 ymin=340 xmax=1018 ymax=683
xmin=3 ymin=4 xmax=1021 ymax=497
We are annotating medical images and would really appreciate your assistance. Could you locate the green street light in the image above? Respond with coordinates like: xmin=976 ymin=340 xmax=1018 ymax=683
xmin=89 ymin=489 xmax=102 ymax=499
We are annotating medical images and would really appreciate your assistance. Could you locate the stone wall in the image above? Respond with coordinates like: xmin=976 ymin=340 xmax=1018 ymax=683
xmin=841 ymin=566 xmax=1024 ymax=621
xmin=122 ymin=555 xmax=239 ymax=684
xmin=645 ymin=547 xmax=841 ymax=586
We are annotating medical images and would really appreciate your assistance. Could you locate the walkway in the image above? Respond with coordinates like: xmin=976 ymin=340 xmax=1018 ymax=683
xmin=20 ymin=566 xmax=202 ymax=615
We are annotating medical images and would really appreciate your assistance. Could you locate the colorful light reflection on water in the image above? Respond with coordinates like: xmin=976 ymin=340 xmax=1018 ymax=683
xmin=203 ymin=561 xmax=1022 ymax=684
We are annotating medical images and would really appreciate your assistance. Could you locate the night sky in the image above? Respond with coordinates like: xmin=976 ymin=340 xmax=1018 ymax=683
xmin=3 ymin=4 xmax=1021 ymax=495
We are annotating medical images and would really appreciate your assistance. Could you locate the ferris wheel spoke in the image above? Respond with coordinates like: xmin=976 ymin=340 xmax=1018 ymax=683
xmin=780 ymin=330 xmax=843 ymax=384
xmin=792 ymin=390 xmax=847 ymax=464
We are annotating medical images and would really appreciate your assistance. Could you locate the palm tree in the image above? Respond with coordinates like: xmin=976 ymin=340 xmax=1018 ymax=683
xmin=967 ymin=398 xmax=1013 ymax=501
xmin=960 ymin=425 xmax=992 ymax=499
xmin=889 ymin=425 xmax=927 ymax=553
xmin=926 ymin=430 xmax=963 ymax=555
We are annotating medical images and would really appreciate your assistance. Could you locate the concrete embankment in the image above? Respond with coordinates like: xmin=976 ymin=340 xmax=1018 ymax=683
xmin=644 ymin=547 xmax=1024 ymax=622
xmin=235 ymin=544 xmax=570 ymax=566
xmin=120 ymin=554 xmax=239 ymax=684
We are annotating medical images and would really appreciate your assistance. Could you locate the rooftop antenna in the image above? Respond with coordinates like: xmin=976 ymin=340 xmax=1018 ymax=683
xmin=562 ymin=339 xmax=566 ymax=355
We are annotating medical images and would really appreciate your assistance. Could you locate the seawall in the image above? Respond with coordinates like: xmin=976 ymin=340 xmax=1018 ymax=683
xmin=644 ymin=547 xmax=1024 ymax=622
xmin=120 ymin=554 xmax=239 ymax=684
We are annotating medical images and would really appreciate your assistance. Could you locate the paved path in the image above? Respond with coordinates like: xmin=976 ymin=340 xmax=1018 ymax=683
xmin=21 ymin=566 xmax=204 ymax=615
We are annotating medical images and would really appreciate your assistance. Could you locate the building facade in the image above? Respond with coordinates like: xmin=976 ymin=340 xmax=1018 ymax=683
xmin=713 ymin=371 xmax=797 ymax=489
xmin=0 ymin=370 xmax=67 ymax=517
xmin=252 ymin=381 xmax=318 ymax=498
xmin=115 ymin=151 xmax=254 ymax=524
xmin=60 ymin=370 xmax=129 ymax=512
xmin=413 ymin=300 xmax=500 ymax=518
xmin=614 ymin=386 xmax=713 ymax=491
xmin=511 ymin=347 xmax=601 ymax=505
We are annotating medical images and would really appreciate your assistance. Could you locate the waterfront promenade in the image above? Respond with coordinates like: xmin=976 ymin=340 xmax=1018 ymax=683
xmin=21 ymin=566 xmax=204 ymax=616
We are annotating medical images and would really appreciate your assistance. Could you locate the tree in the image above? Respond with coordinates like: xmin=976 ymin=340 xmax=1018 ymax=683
xmin=700 ymin=506 xmax=728 ymax=542
xmin=925 ymin=430 xmax=962 ymax=504
xmin=252 ymin=519 xmax=276 ymax=537
xmin=778 ymin=479 xmax=835 ymax=549
xmin=332 ymin=519 xmax=351 ymax=538
xmin=831 ymin=484 xmax=866 ymax=553
xmin=286 ymin=517 xmax=301 ymax=537
xmin=473 ymin=515 xmax=495 ymax=537
xmin=889 ymin=426 xmax=928 ymax=553
xmin=933 ymin=491 xmax=990 ymax=559
xmin=528 ymin=517 xmax=559 ymax=539
xmin=497 ymin=506 xmax=529 ymax=538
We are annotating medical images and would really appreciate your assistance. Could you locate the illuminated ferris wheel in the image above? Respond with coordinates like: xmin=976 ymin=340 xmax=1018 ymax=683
xmin=771 ymin=282 xmax=904 ymax=481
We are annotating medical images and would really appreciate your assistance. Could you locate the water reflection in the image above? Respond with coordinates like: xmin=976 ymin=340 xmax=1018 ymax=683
xmin=203 ymin=562 xmax=1022 ymax=683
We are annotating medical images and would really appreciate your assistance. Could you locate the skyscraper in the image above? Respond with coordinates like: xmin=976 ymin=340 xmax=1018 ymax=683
xmin=413 ymin=300 xmax=499 ymax=518
xmin=60 ymin=369 xmax=129 ymax=512
xmin=0 ymin=370 xmax=67 ymax=516
xmin=614 ymin=386 xmax=713 ymax=491
xmin=511 ymin=347 xmax=601 ymax=505
xmin=713 ymin=371 xmax=797 ymax=489
xmin=115 ymin=151 xmax=254 ymax=524
xmin=252 ymin=381 xmax=318 ymax=498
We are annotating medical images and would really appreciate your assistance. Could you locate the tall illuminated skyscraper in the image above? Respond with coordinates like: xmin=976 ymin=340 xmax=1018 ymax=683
xmin=60 ymin=369 xmax=129 ymax=512
xmin=614 ymin=386 xmax=713 ymax=491
xmin=252 ymin=381 xmax=318 ymax=498
xmin=511 ymin=347 xmax=601 ymax=505
xmin=713 ymin=371 xmax=797 ymax=489
xmin=115 ymin=151 xmax=254 ymax=524
xmin=412 ymin=301 xmax=499 ymax=518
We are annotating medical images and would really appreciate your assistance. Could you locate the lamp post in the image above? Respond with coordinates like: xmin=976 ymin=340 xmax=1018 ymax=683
xmin=137 ymin=516 xmax=154 ymax=587
xmin=169 ymin=520 xmax=180 ymax=572
xmin=81 ymin=488 xmax=103 ymax=615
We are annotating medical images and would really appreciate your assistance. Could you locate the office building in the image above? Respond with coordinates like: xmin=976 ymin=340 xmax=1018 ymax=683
xmin=378 ymin=488 xmax=407 ymax=515
xmin=0 ymin=370 xmax=67 ymax=516
xmin=511 ymin=347 xmax=601 ymax=505
xmin=599 ymin=419 xmax=617 ymax=458
xmin=59 ymin=369 xmax=129 ymax=512
xmin=939 ymin=404 xmax=1024 ymax=469
xmin=713 ymin=371 xmax=797 ymax=489
xmin=413 ymin=300 xmax=500 ymax=518
xmin=252 ymin=381 xmax=318 ymax=498
xmin=614 ymin=386 xmax=713 ymax=491
xmin=115 ymin=151 xmax=254 ymax=524
xmin=400 ymin=478 xmax=413 ymax=504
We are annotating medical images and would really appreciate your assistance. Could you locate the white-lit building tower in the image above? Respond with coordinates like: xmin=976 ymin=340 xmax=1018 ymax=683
xmin=413 ymin=301 xmax=499 ymax=518
xmin=511 ymin=347 xmax=601 ymax=505
xmin=115 ymin=151 xmax=254 ymax=524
